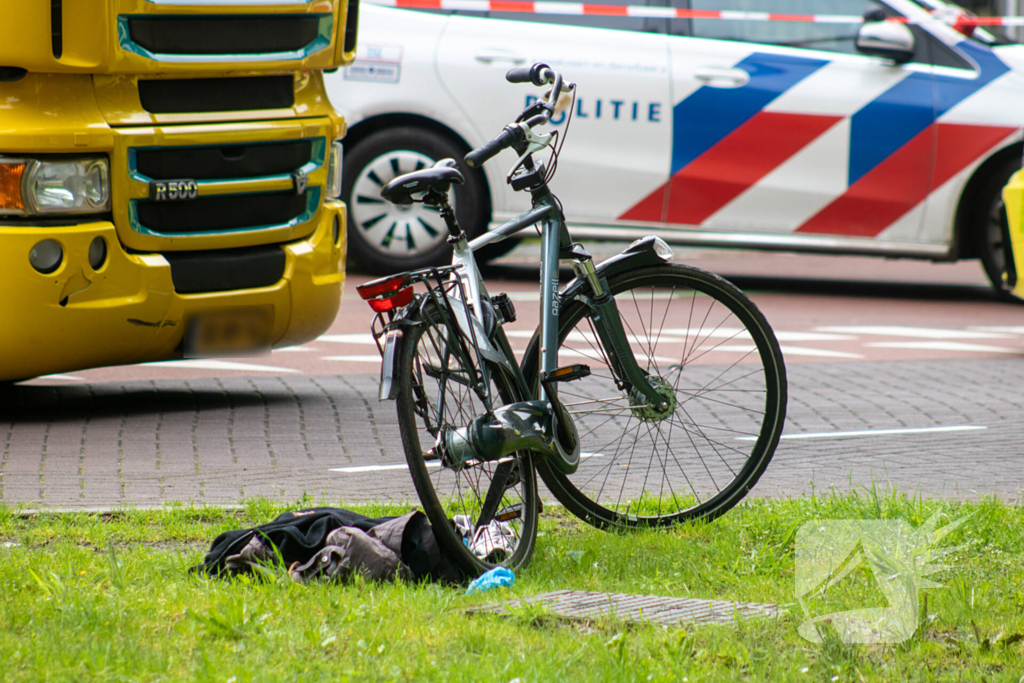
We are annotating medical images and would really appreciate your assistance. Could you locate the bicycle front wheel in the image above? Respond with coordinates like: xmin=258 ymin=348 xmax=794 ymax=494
xmin=522 ymin=263 xmax=786 ymax=529
xmin=395 ymin=303 xmax=538 ymax=577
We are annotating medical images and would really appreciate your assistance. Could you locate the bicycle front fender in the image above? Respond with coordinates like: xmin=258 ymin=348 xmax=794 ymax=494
xmin=559 ymin=236 xmax=671 ymax=303
xmin=519 ymin=235 xmax=672 ymax=382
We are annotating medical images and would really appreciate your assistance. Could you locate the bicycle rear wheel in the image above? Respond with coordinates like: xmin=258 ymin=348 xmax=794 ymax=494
xmin=395 ymin=303 xmax=538 ymax=577
xmin=522 ymin=263 xmax=786 ymax=529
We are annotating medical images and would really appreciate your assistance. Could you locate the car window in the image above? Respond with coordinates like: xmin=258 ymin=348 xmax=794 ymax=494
xmin=671 ymin=0 xmax=887 ymax=54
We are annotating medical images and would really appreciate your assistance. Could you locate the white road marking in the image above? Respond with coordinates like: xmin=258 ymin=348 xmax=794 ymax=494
xmin=323 ymin=355 xmax=384 ymax=363
xmin=329 ymin=451 xmax=604 ymax=473
xmin=707 ymin=344 xmax=863 ymax=359
xmin=737 ymin=425 xmax=987 ymax=441
xmin=35 ymin=374 xmax=85 ymax=381
xmin=968 ymin=326 xmax=1024 ymax=334
xmin=144 ymin=359 xmax=299 ymax=373
xmin=865 ymin=341 xmax=1022 ymax=354
xmin=330 ymin=462 xmax=440 ymax=473
xmin=318 ymin=334 xmax=377 ymax=344
xmin=274 ymin=346 xmax=318 ymax=353
xmin=781 ymin=346 xmax=864 ymax=359
xmin=815 ymin=325 xmax=1014 ymax=339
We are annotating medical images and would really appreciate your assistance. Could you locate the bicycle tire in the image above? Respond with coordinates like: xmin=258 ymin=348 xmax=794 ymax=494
xmin=395 ymin=302 xmax=539 ymax=577
xmin=521 ymin=263 xmax=787 ymax=529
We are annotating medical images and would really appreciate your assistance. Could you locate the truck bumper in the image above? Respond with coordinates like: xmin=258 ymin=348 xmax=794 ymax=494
xmin=0 ymin=202 xmax=346 ymax=381
xmin=1002 ymin=170 xmax=1024 ymax=301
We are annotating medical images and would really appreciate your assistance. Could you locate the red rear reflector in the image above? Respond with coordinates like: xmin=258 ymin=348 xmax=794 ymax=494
xmin=357 ymin=274 xmax=412 ymax=300
xmin=367 ymin=287 xmax=414 ymax=312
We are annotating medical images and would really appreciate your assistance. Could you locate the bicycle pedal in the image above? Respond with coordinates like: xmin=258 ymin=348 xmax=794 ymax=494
xmin=493 ymin=503 xmax=524 ymax=522
xmin=545 ymin=364 xmax=591 ymax=383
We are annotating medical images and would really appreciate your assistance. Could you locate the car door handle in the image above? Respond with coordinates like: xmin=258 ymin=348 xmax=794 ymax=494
xmin=474 ymin=50 xmax=527 ymax=65
xmin=693 ymin=66 xmax=750 ymax=88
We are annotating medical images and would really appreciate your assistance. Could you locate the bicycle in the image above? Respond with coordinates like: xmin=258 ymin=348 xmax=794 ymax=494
xmin=357 ymin=63 xmax=787 ymax=577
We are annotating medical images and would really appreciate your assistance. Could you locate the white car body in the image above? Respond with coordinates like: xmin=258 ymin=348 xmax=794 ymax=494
xmin=327 ymin=0 xmax=1024 ymax=287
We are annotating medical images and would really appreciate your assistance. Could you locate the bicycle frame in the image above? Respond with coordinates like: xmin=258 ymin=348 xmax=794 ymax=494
xmin=368 ymin=180 xmax=675 ymax=476
xmin=468 ymin=191 xmax=673 ymax=407
xmin=434 ymin=188 xmax=675 ymax=472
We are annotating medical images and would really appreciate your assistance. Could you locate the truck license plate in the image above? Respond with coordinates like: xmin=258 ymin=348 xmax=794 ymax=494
xmin=184 ymin=307 xmax=272 ymax=358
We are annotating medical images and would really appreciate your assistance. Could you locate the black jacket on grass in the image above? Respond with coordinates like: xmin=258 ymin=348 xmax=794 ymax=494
xmin=193 ymin=507 xmax=464 ymax=584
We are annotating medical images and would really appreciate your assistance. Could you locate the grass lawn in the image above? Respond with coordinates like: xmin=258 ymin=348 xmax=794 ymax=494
xmin=1 ymin=489 xmax=1022 ymax=682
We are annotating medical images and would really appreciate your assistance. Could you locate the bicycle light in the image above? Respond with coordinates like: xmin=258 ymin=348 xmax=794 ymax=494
xmin=357 ymin=274 xmax=414 ymax=312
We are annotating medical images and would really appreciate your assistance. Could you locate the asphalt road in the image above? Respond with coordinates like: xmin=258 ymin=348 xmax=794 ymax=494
xmin=3 ymin=244 xmax=1023 ymax=509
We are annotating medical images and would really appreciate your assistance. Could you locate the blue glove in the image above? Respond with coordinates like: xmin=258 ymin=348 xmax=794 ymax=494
xmin=466 ymin=566 xmax=515 ymax=595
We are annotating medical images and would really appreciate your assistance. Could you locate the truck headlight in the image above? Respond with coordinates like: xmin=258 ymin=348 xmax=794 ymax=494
xmin=325 ymin=140 xmax=343 ymax=200
xmin=0 ymin=157 xmax=110 ymax=216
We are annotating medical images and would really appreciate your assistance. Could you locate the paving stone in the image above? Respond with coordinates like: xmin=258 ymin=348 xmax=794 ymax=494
xmin=0 ymin=358 xmax=1022 ymax=507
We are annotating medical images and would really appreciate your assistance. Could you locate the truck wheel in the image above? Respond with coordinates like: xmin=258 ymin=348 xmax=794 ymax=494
xmin=343 ymin=127 xmax=490 ymax=274
xmin=977 ymin=158 xmax=1019 ymax=298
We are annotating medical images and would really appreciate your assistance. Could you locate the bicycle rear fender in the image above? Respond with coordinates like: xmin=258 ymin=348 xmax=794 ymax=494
xmin=378 ymin=322 xmax=417 ymax=401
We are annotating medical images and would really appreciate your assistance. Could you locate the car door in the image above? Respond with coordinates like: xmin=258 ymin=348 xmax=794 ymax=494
xmin=642 ymin=0 xmax=936 ymax=243
xmin=435 ymin=4 xmax=673 ymax=224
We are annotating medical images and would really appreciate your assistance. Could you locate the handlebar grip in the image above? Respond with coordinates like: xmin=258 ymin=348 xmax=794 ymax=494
xmin=505 ymin=66 xmax=534 ymax=84
xmin=465 ymin=126 xmax=518 ymax=168
xmin=506 ymin=62 xmax=553 ymax=87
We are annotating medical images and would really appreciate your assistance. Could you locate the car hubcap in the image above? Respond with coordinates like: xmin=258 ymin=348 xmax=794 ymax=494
xmin=350 ymin=150 xmax=455 ymax=259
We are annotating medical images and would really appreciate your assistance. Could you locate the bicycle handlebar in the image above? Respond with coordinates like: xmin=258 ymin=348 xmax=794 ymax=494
xmin=465 ymin=125 xmax=522 ymax=168
xmin=506 ymin=63 xmax=553 ymax=86
xmin=464 ymin=62 xmax=569 ymax=168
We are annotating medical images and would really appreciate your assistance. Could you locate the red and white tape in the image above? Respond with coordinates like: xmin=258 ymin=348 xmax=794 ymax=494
xmin=366 ymin=0 xmax=1024 ymax=27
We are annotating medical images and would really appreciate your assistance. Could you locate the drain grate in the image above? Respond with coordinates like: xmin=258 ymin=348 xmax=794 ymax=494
xmin=467 ymin=590 xmax=785 ymax=627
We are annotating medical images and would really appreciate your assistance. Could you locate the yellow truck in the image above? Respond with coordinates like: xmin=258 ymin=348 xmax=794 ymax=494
xmin=0 ymin=0 xmax=358 ymax=381
xmin=1003 ymin=170 xmax=1024 ymax=301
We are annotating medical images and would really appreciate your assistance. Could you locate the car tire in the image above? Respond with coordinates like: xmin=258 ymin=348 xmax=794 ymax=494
xmin=343 ymin=126 xmax=491 ymax=274
xmin=976 ymin=157 xmax=1020 ymax=299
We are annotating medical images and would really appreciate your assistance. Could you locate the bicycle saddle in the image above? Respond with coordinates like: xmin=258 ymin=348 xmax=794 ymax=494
xmin=380 ymin=158 xmax=464 ymax=205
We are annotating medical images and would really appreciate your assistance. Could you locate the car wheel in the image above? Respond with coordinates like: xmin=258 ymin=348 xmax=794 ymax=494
xmin=343 ymin=126 xmax=489 ymax=274
xmin=977 ymin=158 xmax=1020 ymax=299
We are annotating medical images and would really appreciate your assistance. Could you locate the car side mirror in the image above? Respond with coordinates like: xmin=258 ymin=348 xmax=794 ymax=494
xmin=855 ymin=21 xmax=916 ymax=64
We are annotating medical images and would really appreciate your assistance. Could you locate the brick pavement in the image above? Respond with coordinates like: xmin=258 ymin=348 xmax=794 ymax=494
xmin=1 ymin=357 xmax=1022 ymax=509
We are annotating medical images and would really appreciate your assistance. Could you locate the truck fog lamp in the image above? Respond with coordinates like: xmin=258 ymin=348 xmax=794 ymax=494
xmin=88 ymin=236 xmax=107 ymax=270
xmin=29 ymin=239 xmax=63 ymax=274
xmin=326 ymin=140 xmax=343 ymax=200
xmin=0 ymin=160 xmax=27 ymax=212
xmin=26 ymin=158 xmax=110 ymax=214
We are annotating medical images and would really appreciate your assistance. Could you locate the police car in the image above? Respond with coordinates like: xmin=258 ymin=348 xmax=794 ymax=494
xmin=327 ymin=0 xmax=1024 ymax=293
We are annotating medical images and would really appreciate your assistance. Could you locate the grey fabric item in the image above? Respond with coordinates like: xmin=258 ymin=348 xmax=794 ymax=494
xmin=195 ymin=507 xmax=465 ymax=584
xmin=288 ymin=526 xmax=412 ymax=584
xmin=224 ymin=536 xmax=273 ymax=573
xmin=366 ymin=512 xmax=418 ymax=555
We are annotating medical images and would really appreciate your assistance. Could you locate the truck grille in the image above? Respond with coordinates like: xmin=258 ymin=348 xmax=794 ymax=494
xmin=138 ymin=76 xmax=295 ymax=114
xmin=128 ymin=138 xmax=325 ymax=237
xmin=125 ymin=15 xmax=326 ymax=56
xmin=135 ymin=140 xmax=313 ymax=181
xmin=136 ymin=192 xmax=311 ymax=234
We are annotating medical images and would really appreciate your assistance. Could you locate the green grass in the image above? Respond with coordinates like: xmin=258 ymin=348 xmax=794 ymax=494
xmin=1 ymin=489 xmax=1023 ymax=682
